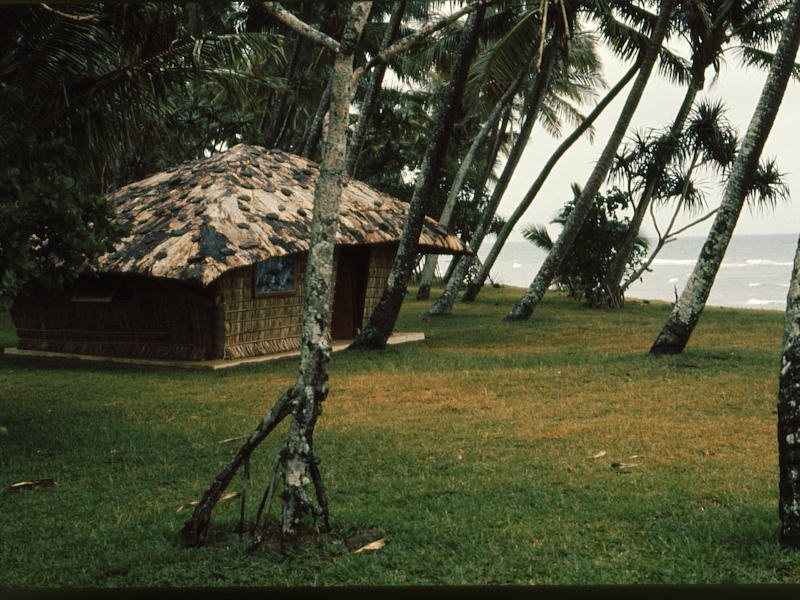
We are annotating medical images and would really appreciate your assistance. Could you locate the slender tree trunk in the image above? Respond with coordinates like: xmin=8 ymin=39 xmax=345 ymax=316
xmin=462 ymin=60 xmax=639 ymax=303
xmin=346 ymin=0 xmax=406 ymax=178
xmin=425 ymin=38 xmax=559 ymax=317
xmin=350 ymin=6 xmax=485 ymax=350
xmin=279 ymin=1 xmax=371 ymax=543
xmin=504 ymin=0 xmax=676 ymax=321
xmin=599 ymin=74 xmax=703 ymax=307
xmin=650 ymin=1 xmax=800 ymax=355
xmin=299 ymin=77 xmax=333 ymax=160
xmin=264 ymin=33 xmax=304 ymax=148
xmin=780 ymin=231 xmax=800 ymax=548
xmin=416 ymin=58 xmax=530 ymax=301
xmin=179 ymin=1 xmax=372 ymax=549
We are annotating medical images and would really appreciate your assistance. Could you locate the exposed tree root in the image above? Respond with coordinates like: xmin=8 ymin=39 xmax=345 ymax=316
xmin=179 ymin=389 xmax=293 ymax=548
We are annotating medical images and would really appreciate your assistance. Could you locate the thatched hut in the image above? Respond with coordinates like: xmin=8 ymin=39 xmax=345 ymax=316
xmin=10 ymin=144 xmax=468 ymax=361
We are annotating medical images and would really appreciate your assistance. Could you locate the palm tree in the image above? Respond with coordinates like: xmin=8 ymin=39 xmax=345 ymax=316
xmin=0 ymin=2 xmax=286 ymax=303
xmin=599 ymin=0 xmax=791 ymax=307
xmin=350 ymin=5 xmax=487 ymax=349
xmin=504 ymin=0 xmax=677 ymax=321
xmin=461 ymin=57 xmax=641 ymax=303
xmin=346 ymin=0 xmax=408 ymax=177
xmin=425 ymin=12 xmax=601 ymax=316
xmin=651 ymin=0 xmax=800 ymax=356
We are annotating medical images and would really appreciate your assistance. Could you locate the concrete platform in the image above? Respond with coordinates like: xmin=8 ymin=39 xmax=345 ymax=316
xmin=1 ymin=332 xmax=425 ymax=371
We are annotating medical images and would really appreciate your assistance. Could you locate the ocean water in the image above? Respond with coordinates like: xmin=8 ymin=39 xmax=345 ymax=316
xmin=477 ymin=233 xmax=799 ymax=312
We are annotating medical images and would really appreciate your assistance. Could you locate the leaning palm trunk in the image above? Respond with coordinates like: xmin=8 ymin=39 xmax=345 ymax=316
xmin=179 ymin=2 xmax=371 ymax=549
xmin=650 ymin=4 xmax=800 ymax=355
xmin=350 ymin=6 xmax=485 ymax=350
xmin=425 ymin=38 xmax=559 ymax=317
xmin=598 ymin=75 xmax=703 ymax=307
xmin=504 ymin=0 xmax=676 ymax=321
xmin=346 ymin=0 xmax=406 ymax=178
xmin=416 ymin=62 xmax=528 ymax=301
xmin=462 ymin=59 xmax=639 ymax=303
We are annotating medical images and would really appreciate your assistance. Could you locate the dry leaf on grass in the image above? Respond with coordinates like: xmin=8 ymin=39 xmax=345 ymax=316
xmin=590 ymin=451 xmax=607 ymax=459
xmin=353 ymin=539 xmax=386 ymax=554
xmin=5 ymin=478 xmax=56 ymax=492
xmin=217 ymin=435 xmax=246 ymax=444
xmin=176 ymin=490 xmax=241 ymax=512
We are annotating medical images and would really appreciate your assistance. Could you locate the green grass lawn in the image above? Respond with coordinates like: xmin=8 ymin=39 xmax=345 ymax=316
xmin=1 ymin=286 xmax=797 ymax=586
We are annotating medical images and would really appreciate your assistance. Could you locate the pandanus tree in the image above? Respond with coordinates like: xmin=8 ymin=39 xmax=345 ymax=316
xmin=597 ymin=0 xmax=793 ymax=307
xmin=504 ymin=0 xmax=677 ymax=322
xmin=180 ymin=0 xmax=493 ymax=547
xmin=651 ymin=0 xmax=800 ymax=356
xmin=615 ymin=100 xmax=789 ymax=295
xmin=607 ymin=98 xmax=738 ymax=294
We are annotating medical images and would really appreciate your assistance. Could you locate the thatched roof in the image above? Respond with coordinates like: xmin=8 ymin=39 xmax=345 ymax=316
xmin=99 ymin=144 xmax=469 ymax=286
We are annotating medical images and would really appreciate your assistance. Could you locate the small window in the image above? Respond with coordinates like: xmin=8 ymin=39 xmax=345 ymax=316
xmin=72 ymin=278 xmax=135 ymax=303
xmin=254 ymin=256 xmax=296 ymax=295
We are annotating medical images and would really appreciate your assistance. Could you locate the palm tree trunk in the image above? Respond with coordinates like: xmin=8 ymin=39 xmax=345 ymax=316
xmin=416 ymin=56 xmax=530 ymax=301
xmin=346 ymin=0 xmax=406 ymax=178
xmin=462 ymin=59 xmax=639 ymax=303
xmin=599 ymin=73 xmax=704 ymax=307
xmin=780 ymin=231 xmax=800 ymax=548
xmin=650 ymin=0 xmax=800 ymax=356
xmin=299 ymin=76 xmax=332 ymax=160
xmin=425 ymin=37 xmax=559 ymax=317
xmin=504 ymin=0 xmax=676 ymax=321
xmin=350 ymin=6 xmax=485 ymax=350
xmin=264 ymin=33 xmax=303 ymax=148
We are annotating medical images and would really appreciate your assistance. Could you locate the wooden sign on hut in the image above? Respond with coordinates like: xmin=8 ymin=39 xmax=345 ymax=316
xmin=9 ymin=145 xmax=469 ymax=362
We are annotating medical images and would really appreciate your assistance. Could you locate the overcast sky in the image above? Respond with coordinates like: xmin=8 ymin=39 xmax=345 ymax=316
xmin=498 ymin=43 xmax=800 ymax=244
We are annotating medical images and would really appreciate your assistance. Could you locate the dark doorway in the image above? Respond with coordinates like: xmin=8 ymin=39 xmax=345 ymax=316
xmin=331 ymin=246 xmax=370 ymax=339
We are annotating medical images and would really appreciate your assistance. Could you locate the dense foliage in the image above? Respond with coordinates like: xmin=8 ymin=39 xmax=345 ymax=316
xmin=522 ymin=184 xmax=648 ymax=305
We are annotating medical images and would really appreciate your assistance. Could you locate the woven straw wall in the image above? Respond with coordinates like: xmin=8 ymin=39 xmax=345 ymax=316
xmin=11 ymin=277 xmax=215 ymax=360
xmin=362 ymin=244 xmax=395 ymax=323
xmin=221 ymin=254 xmax=309 ymax=359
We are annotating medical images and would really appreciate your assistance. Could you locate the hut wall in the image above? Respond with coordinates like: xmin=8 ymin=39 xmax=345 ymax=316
xmin=361 ymin=244 xmax=396 ymax=325
xmin=221 ymin=245 xmax=396 ymax=360
xmin=220 ymin=254 xmax=309 ymax=360
xmin=10 ymin=277 xmax=215 ymax=360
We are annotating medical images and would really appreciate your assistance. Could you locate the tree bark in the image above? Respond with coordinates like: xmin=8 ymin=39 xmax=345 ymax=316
xmin=425 ymin=37 xmax=559 ymax=317
xmin=350 ymin=5 xmax=485 ymax=349
xmin=278 ymin=1 xmax=371 ymax=543
xmin=780 ymin=231 xmax=800 ymax=548
xmin=503 ymin=0 xmax=676 ymax=322
xmin=462 ymin=59 xmax=639 ymax=303
xmin=650 ymin=0 xmax=800 ymax=356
